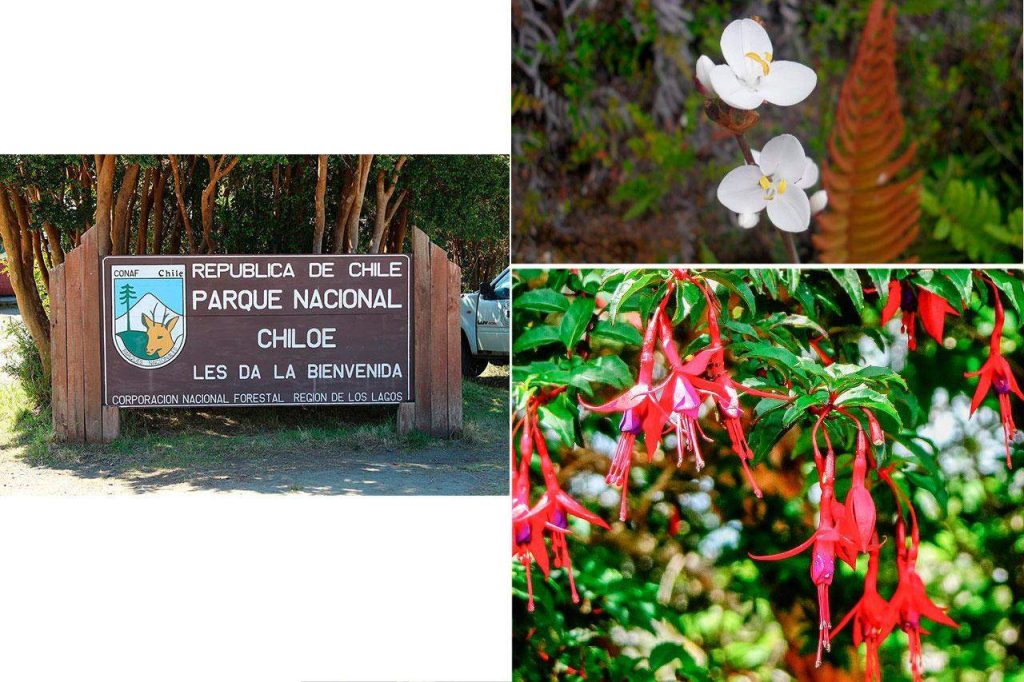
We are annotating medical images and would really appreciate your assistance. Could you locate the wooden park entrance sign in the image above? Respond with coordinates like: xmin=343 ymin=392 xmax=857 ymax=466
xmin=50 ymin=227 xmax=461 ymax=443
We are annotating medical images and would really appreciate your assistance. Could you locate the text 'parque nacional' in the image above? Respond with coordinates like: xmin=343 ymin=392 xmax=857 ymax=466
xmin=102 ymin=255 xmax=413 ymax=408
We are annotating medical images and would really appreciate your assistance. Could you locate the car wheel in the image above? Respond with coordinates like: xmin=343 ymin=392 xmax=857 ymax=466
xmin=461 ymin=338 xmax=488 ymax=377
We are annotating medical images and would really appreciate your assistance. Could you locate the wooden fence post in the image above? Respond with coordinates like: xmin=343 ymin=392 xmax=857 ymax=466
xmin=49 ymin=264 xmax=68 ymax=441
xmin=50 ymin=225 xmax=119 ymax=444
xmin=398 ymin=228 xmax=463 ymax=438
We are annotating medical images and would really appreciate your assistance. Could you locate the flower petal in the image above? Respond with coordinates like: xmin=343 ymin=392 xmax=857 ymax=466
xmin=766 ymin=186 xmax=811 ymax=232
xmin=759 ymin=60 xmax=817 ymax=106
xmin=709 ymin=64 xmax=764 ymax=110
xmin=720 ymin=19 xmax=773 ymax=82
xmin=717 ymin=164 xmax=767 ymax=214
xmin=798 ymin=157 xmax=820 ymax=189
xmin=759 ymin=134 xmax=806 ymax=181
xmin=695 ymin=55 xmax=715 ymax=94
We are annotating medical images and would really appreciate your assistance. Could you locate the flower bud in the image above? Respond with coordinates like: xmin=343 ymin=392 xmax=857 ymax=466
xmin=809 ymin=189 xmax=829 ymax=214
xmin=866 ymin=411 xmax=884 ymax=446
xmin=737 ymin=212 xmax=760 ymax=229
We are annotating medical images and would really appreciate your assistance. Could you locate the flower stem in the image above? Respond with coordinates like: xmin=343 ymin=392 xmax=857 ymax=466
xmin=733 ymin=133 xmax=801 ymax=265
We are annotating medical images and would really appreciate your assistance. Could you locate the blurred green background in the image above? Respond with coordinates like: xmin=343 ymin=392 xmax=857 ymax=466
xmin=512 ymin=0 xmax=1023 ymax=263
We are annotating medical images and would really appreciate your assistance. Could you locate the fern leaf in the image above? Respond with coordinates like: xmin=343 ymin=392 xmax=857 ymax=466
xmin=813 ymin=0 xmax=923 ymax=263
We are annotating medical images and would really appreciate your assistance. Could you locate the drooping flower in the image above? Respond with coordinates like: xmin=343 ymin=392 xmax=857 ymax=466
xmin=843 ymin=428 xmax=877 ymax=554
xmin=735 ymin=147 xmax=826 ymax=230
xmin=880 ymin=279 xmax=959 ymax=351
xmin=531 ymin=418 xmax=610 ymax=604
xmin=830 ymin=544 xmax=895 ymax=682
xmin=581 ymin=290 xmax=675 ymax=519
xmin=700 ymin=18 xmax=817 ymax=110
xmin=717 ymin=134 xmax=815 ymax=233
xmin=750 ymin=453 xmax=842 ymax=666
xmin=966 ymin=278 xmax=1023 ymax=467
xmin=886 ymin=519 xmax=958 ymax=682
xmin=512 ymin=424 xmax=551 ymax=612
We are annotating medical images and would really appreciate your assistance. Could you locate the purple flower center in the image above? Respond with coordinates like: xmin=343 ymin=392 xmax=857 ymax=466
xmin=515 ymin=522 xmax=532 ymax=545
xmin=619 ymin=409 xmax=643 ymax=435
xmin=900 ymin=284 xmax=918 ymax=312
xmin=994 ymin=375 xmax=1011 ymax=395
xmin=552 ymin=509 xmax=568 ymax=530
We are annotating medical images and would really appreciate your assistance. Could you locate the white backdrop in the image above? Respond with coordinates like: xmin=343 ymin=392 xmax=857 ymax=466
xmin=0 ymin=1 xmax=511 ymax=680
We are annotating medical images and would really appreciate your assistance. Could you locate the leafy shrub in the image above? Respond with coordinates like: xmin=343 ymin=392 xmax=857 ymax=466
xmin=1 ymin=318 xmax=49 ymax=407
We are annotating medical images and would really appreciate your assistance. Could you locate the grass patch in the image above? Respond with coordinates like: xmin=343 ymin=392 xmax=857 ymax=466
xmin=0 ymin=369 xmax=509 ymax=473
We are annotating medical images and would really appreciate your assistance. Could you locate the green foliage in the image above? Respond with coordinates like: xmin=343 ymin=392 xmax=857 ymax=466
xmin=922 ymin=178 xmax=1023 ymax=263
xmin=1 ymin=319 xmax=49 ymax=407
xmin=513 ymin=267 xmax=1024 ymax=679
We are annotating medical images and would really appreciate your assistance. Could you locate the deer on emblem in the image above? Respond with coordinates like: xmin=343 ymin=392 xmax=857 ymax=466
xmin=142 ymin=311 xmax=179 ymax=358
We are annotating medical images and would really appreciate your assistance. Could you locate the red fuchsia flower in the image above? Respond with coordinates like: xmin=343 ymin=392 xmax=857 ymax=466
xmin=581 ymin=288 xmax=676 ymax=520
xmin=750 ymin=450 xmax=841 ymax=667
xmin=966 ymin=278 xmax=1023 ymax=468
xmin=843 ymin=425 xmax=877 ymax=554
xmin=880 ymin=469 xmax=958 ymax=682
xmin=512 ymin=423 xmax=551 ymax=612
xmin=830 ymin=543 xmax=895 ymax=682
xmin=530 ymin=416 xmax=610 ymax=604
xmin=880 ymin=279 xmax=959 ymax=351
xmin=685 ymin=275 xmax=785 ymax=497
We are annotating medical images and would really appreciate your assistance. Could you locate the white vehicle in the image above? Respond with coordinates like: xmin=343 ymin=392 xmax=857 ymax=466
xmin=460 ymin=267 xmax=510 ymax=376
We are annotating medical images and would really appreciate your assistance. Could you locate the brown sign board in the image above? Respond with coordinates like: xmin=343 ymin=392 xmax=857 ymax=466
xmin=102 ymin=255 xmax=412 ymax=408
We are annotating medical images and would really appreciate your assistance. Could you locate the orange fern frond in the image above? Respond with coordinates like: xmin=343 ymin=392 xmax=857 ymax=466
xmin=813 ymin=0 xmax=922 ymax=263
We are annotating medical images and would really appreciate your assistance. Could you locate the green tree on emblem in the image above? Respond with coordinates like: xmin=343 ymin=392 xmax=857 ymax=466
xmin=118 ymin=283 xmax=136 ymax=330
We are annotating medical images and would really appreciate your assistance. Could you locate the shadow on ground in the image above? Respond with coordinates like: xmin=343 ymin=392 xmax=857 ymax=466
xmin=1 ymin=367 xmax=510 ymax=496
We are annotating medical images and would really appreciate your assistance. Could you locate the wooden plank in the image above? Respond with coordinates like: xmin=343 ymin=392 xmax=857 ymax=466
xmin=446 ymin=261 xmax=462 ymax=436
xmin=101 ymin=406 xmax=120 ymax=443
xmin=49 ymin=264 xmax=68 ymax=441
xmin=396 ymin=403 xmax=415 ymax=436
xmin=412 ymin=229 xmax=432 ymax=432
xmin=64 ymin=245 xmax=85 ymax=443
xmin=429 ymin=243 xmax=449 ymax=436
xmin=81 ymin=228 xmax=103 ymax=443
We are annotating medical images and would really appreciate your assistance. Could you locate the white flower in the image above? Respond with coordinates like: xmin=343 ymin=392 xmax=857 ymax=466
xmin=718 ymin=134 xmax=818 ymax=233
xmin=701 ymin=19 xmax=816 ymax=111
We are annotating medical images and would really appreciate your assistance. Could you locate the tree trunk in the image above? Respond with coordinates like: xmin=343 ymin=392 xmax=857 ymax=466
xmin=94 ymin=154 xmax=116 ymax=255
xmin=150 ymin=165 xmax=167 ymax=254
xmin=135 ymin=167 xmax=156 ymax=255
xmin=200 ymin=155 xmax=239 ymax=254
xmin=312 ymin=154 xmax=328 ymax=253
xmin=370 ymin=156 xmax=408 ymax=253
xmin=43 ymin=220 xmax=64 ymax=265
xmin=31 ymin=231 xmax=49 ymax=293
xmin=169 ymin=155 xmax=197 ymax=254
xmin=0 ymin=186 xmax=50 ymax=374
xmin=332 ymin=154 xmax=373 ymax=254
xmin=110 ymin=163 xmax=140 ymax=255
xmin=389 ymin=202 xmax=410 ymax=253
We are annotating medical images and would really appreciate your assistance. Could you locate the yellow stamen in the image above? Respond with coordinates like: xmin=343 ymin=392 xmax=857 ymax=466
xmin=744 ymin=51 xmax=773 ymax=76
xmin=778 ymin=179 xmax=787 ymax=194
xmin=759 ymin=176 xmax=771 ymax=190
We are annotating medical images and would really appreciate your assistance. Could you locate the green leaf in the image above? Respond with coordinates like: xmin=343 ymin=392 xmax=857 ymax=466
xmin=986 ymin=270 xmax=1024 ymax=318
xmin=773 ymin=313 xmax=829 ymax=338
xmin=538 ymin=393 xmax=576 ymax=446
xmin=607 ymin=272 xmax=657 ymax=318
xmin=704 ymin=270 xmax=756 ymax=315
xmin=867 ymin=269 xmax=892 ymax=305
xmin=559 ymin=297 xmax=596 ymax=350
xmin=941 ymin=269 xmax=973 ymax=307
xmin=590 ymin=320 xmax=643 ymax=346
xmin=513 ymin=325 xmax=562 ymax=353
xmin=515 ymin=288 xmax=569 ymax=313
xmin=782 ymin=390 xmax=830 ymax=427
xmin=830 ymin=269 xmax=865 ymax=312
xmin=835 ymin=385 xmax=902 ymax=432
xmin=571 ymin=355 xmax=634 ymax=393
